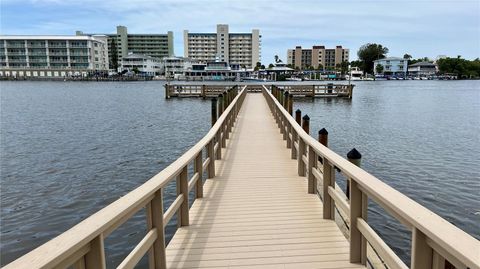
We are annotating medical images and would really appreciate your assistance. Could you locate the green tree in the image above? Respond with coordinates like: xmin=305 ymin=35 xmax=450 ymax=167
xmin=336 ymin=61 xmax=349 ymax=75
xmin=110 ymin=38 xmax=118 ymax=70
xmin=132 ymin=67 xmax=139 ymax=74
xmin=254 ymin=61 xmax=262 ymax=71
xmin=357 ymin=43 xmax=389 ymax=74
xmin=403 ymin=54 xmax=412 ymax=60
xmin=375 ymin=63 xmax=384 ymax=74
xmin=260 ymin=64 xmax=266 ymax=69
xmin=268 ymin=63 xmax=274 ymax=68
xmin=437 ymin=57 xmax=480 ymax=78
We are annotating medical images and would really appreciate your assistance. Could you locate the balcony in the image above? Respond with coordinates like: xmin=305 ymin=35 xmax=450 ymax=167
xmin=48 ymin=44 xmax=67 ymax=48
xmin=6 ymin=44 xmax=25 ymax=48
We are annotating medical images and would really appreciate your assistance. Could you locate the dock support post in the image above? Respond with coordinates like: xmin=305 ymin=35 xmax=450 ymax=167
xmin=346 ymin=148 xmax=361 ymax=199
xmin=218 ymin=94 xmax=224 ymax=116
xmin=319 ymin=128 xmax=328 ymax=146
xmin=279 ymin=89 xmax=284 ymax=106
xmin=288 ymin=93 xmax=293 ymax=115
xmin=211 ymin=97 xmax=218 ymax=126
xmin=297 ymin=115 xmax=309 ymax=176
xmin=223 ymin=91 xmax=228 ymax=109
xmin=291 ymin=129 xmax=298 ymax=159
xmin=202 ymin=84 xmax=206 ymax=99
xmin=312 ymin=85 xmax=315 ymax=98
xmin=295 ymin=109 xmax=301 ymax=126
xmin=283 ymin=91 xmax=289 ymax=109
xmin=165 ymin=84 xmax=170 ymax=99
xmin=411 ymin=228 xmax=433 ymax=269
xmin=350 ymin=179 xmax=366 ymax=264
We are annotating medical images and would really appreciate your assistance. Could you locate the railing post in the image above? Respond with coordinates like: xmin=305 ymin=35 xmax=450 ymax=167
xmin=286 ymin=121 xmax=292 ymax=149
xmin=150 ymin=190 xmax=166 ymax=269
xmin=223 ymin=91 xmax=228 ymax=109
xmin=194 ymin=153 xmax=203 ymax=198
xmin=308 ymin=145 xmax=317 ymax=194
xmin=279 ymin=89 xmax=284 ymax=106
xmin=207 ymin=140 xmax=215 ymax=178
xmin=221 ymin=121 xmax=227 ymax=148
xmin=177 ymin=166 xmax=189 ymax=226
xmin=322 ymin=159 xmax=335 ymax=219
xmin=411 ymin=228 xmax=433 ymax=269
xmin=350 ymin=179 xmax=366 ymax=264
xmin=298 ymin=138 xmax=306 ymax=176
xmin=84 ymin=234 xmax=106 ymax=269
xmin=291 ymin=129 xmax=298 ymax=159
xmin=211 ymin=97 xmax=218 ymax=126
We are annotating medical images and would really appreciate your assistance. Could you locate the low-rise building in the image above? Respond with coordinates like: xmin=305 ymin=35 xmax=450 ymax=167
xmin=0 ymin=35 xmax=109 ymax=78
xmin=408 ymin=62 xmax=437 ymax=76
xmin=163 ymin=56 xmax=195 ymax=79
xmin=287 ymin=45 xmax=349 ymax=70
xmin=373 ymin=57 xmax=407 ymax=77
xmin=120 ymin=53 xmax=162 ymax=76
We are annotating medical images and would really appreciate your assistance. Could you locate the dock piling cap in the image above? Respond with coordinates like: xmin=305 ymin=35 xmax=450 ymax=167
xmin=295 ymin=109 xmax=301 ymax=113
xmin=302 ymin=115 xmax=310 ymax=121
xmin=319 ymin=128 xmax=328 ymax=135
xmin=347 ymin=148 xmax=362 ymax=159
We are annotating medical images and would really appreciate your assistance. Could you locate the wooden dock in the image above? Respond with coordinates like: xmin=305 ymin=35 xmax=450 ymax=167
xmin=165 ymin=83 xmax=353 ymax=99
xmin=5 ymin=86 xmax=479 ymax=269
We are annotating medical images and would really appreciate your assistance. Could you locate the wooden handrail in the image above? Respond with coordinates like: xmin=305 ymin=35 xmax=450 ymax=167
xmin=263 ymin=85 xmax=480 ymax=269
xmin=5 ymin=86 xmax=247 ymax=269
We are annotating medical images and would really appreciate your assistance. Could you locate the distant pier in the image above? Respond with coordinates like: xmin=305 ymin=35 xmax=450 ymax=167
xmin=165 ymin=83 xmax=354 ymax=99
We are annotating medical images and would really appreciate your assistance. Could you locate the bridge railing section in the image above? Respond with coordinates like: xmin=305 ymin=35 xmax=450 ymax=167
xmin=262 ymin=85 xmax=479 ymax=269
xmin=5 ymin=86 xmax=247 ymax=269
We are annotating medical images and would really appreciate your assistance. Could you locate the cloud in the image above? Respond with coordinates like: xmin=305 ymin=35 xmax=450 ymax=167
xmin=1 ymin=0 xmax=479 ymax=62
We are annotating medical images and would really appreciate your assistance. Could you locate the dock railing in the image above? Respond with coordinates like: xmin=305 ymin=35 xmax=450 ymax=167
xmin=5 ymin=86 xmax=247 ymax=269
xmin=262 ymin=85 xmax=479 ymax=269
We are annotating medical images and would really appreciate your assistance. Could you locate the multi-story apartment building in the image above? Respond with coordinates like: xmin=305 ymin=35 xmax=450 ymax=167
xmin=183 ymin=24 xmax=261 ymax=68
xmin=287 ymin=45 xmax=349 ymax=70
xmin=0 ymin=35 xmax=109 ymax=77
xmin=77 ymin=26 xmax=174 ymax=69
xmin=121 ymin=53 xmax=163 ymax=76
xmin=373 ymin=57 xmax=408 ymax=76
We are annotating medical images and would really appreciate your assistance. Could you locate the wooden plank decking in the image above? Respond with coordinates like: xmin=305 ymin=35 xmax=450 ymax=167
xmin=166 ymin=93 xmax=365 ymax=269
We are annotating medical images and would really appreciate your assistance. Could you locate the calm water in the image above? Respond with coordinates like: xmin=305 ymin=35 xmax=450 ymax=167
xmin=1 ymin=80 xmax=479 ymax=267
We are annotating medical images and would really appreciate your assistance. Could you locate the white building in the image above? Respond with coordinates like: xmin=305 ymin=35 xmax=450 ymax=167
xmin=163 ymin=56 xmax=195 ymax=79
xmin=373 ymin=57 xmax=407 ymax=77
xmin=121 ymin=53 xmax=162 ymax=76
xmin=183 ymin=24 xmax=261 ymax=68
xmin=408 ymin=62 xmax=437 ymax=77
xmin=0 ymin=35 xmax=109 ymax=78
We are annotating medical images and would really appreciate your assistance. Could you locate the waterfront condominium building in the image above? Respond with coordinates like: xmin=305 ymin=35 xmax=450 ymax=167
xmin=287 ymin=45 xmax=349 ymax=70
xmin=0 ymin=35 xmax=109 ymax=77
xmin=183 ymin=24 xmax=261 ymax=68
xmin=77 ymin=26 xmax=174 ymax=69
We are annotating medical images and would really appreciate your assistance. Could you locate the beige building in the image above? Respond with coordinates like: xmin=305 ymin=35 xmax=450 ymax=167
xmin=184 ymin=24 xmax=261 ymax=68
xmin=77 ymin=26 xmax=174 ymax=69
xmin=287 ymin=45 xmax=349 ymax=70
xmin=0 ymin=35 xmax=109 ymax=77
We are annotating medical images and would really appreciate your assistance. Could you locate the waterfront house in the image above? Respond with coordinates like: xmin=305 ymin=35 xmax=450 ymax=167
xmin=373 ymin=57 xmax=408 ymax=77
xmin=120 ymin=53 xmax=162 ymax=76
xmin=408 ymin=61 xmax=437 ymax=77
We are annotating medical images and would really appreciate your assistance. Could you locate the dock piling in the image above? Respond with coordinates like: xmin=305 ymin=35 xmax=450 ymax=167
xmin=295 ymin=109 xmax=302 ymax=126
xmin=218 ymin=94 xmax=224 ymax=116
xmin=288 ymin=93 xmax=293 ymax=115
xmin=211 ymin=97 xmax=218 ymax=126
xmin=346 ymin=148 xmax=362 ymax=199
xmin=302 ymin=115 xmax=310 ymax=134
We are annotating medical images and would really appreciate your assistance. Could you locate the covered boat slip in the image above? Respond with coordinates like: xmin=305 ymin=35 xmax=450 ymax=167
xmin=166 ymin=93 xmax=360 ymax=268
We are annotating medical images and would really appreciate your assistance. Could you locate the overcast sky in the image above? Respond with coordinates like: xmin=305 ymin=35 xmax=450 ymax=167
xmin=1 ymin=0 xmax=479 ymax=63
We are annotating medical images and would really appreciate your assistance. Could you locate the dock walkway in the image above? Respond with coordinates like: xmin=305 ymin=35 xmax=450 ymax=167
xmin=166 ymin=93 xmax=363 ymax=268
xmin=5 ymin=86 xmax=479 ymax=269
